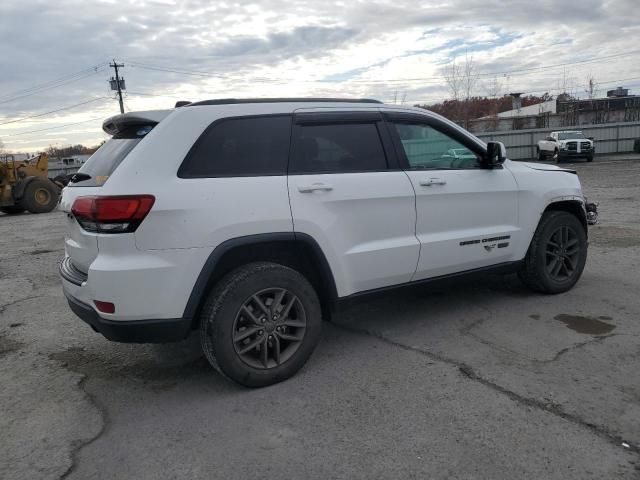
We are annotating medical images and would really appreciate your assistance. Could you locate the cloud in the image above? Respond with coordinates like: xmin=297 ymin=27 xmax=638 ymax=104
xmin=1 ymin=0 xmax=639 ymax=151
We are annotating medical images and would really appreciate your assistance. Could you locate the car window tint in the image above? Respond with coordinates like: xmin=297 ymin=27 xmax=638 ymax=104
xmin=70 ymin=125 xmax=154 ymax=187
xmin=393 ymin=123 xmax=480 ymax=169
xmin=290 ymin=123 xmax=387 ymax=173
xmin=179 ymin=115 xmax=291 ymax=177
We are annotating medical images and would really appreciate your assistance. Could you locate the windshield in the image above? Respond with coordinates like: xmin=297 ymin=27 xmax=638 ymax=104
xmin=68 ymin=125 xmax=154 ymax=187
xmin=558 ymin=132 xmax=586 ymax=140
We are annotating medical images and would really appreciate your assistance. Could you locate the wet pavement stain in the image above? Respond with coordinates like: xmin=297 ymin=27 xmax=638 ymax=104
xmin=529 ymin=314 xmax=541 ymax=320
xmin=0 ymin=334 xmax=24 ymax=357
xmin=554 ymin=314 xmax=616 ymax=335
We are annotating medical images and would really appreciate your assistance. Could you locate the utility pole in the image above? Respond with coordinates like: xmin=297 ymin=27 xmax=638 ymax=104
xmin=109 ymin=60 xmax=126 ymax=114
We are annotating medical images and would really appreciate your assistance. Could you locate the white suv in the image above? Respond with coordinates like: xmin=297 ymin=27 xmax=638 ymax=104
xmin=60 ymin=98 xmax=589 ymax=387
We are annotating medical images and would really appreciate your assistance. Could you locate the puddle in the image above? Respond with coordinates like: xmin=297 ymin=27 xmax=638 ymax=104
xmin=554 ymin=314 xmax=615 ymax=335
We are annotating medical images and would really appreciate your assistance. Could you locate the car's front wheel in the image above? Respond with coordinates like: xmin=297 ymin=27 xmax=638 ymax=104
xmin=518 ymin=211 xmax=587 ymax=294
xmin=537 ymin=147 xmax=545 ymax=161
xmin=200 ymin=262 xmax=322 ymax=387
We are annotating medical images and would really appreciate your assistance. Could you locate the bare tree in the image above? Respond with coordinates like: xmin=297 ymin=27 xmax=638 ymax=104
xmin=557 ymin=68 xmax=577 ymax=97
xmin=443 ymin=53 xmax=477 ymax=127
xmin=461 ymin=53 xmax=477 ymax=104
xmin=584 ymin=73 xmax=599 ymax=99
xmin=444 ymin=58 xmax=463 ymax=102
xmin=484 ymin=75 xmax=503 ymax=98
xmin=0 ymin=138 xmax=4 ymax=154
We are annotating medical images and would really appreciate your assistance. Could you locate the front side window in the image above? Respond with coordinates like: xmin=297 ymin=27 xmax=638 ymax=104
xmin=179 ymin=115 xmax=291 ymax=177
xmin=393 ymin=123 xmax=480 ymax=170
xmin=290 ymin=123 xmax=387 ymax=174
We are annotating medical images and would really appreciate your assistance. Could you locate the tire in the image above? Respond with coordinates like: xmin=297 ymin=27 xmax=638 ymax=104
xmin=587 ymin=155 xmax=594 ymax=162
xmin=518 ymin=211 xmax=587 ymax=294
xmin=22 ymin=178 xmax=59 ymax=213
xmin=1 ymin=205 xmax=25 ymax=215
xmin=553 ymin=149 xmax=561 ymax=163
xmin=537 ymin=147 xmax=545 ymax=161
xmin=199 ymin=262 xmax=322 ymax=387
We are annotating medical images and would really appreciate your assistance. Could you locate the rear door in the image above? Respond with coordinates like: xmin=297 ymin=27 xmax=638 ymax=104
xmin=60 ymin=123 xmax=155 ymax=272
xmin=287 ymin=111 xmax=419 ymax=296
xmin=385 ymin=112 xmax=520 ymax=280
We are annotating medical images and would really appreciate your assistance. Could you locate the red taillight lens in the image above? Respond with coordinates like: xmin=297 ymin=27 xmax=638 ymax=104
xmin=94 ymin=300 xmax=115 ymax=314
xmin=71 ymin=195 xmax=155 ymax=233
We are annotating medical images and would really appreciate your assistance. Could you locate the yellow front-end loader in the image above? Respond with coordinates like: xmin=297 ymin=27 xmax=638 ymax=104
xmin=0 ymin=153 xmax=61 ymax=214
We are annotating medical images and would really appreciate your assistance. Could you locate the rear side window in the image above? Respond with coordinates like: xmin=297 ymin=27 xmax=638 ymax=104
xmin=290 ymin=123 xmax=387 ymax=174
xmin=69 ymin=125 xmax=154 ymax=187
xmin=179 ymin=115 xmax=291 ymax=177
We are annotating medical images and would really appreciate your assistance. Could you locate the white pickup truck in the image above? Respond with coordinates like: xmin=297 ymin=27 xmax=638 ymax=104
xmin=537 ymin=131 xmax=594 ymax=163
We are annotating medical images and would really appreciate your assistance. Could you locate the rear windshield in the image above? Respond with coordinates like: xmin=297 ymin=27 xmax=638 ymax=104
xmin=68 ymin=125 xmax=154 ymax=187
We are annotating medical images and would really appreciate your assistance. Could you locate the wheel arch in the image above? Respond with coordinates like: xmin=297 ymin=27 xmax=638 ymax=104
xmin=183 ymin=233 xmax=338 ymax=329
xmin=543 ymin=199 xmax=588 ymax=236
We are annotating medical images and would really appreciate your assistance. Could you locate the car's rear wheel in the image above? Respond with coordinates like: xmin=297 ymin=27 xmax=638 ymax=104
xmin=587 ymin=155 xmax=594 ymax=162
xmin=518 ymin=211 xmax=587 ymax=294
xmin=200 ymin=262 xmax=322 ymax=387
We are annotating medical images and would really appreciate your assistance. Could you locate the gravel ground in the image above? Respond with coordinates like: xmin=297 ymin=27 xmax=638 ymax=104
xmin=1 ymin=155 xmax=639 ymax=479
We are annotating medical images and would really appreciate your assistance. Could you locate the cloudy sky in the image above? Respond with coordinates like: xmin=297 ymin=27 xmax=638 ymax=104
xmin=1 ymin=0 xmax=639 ymax=152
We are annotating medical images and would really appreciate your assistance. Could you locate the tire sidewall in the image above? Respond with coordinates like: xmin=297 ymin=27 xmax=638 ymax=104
xmin=202 ymin=265 xmax=322 ymax=387
xmin=532 ymin=213 xmax=587 ymax=293
xmin=23 ymin=179 xmax=58 ymax=213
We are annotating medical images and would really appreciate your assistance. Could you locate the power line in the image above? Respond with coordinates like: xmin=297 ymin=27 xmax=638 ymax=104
xmin=3 ymin=116 xmax=105 ymax=137
xmin=0 ymin=97 xmax=109 ymax=126
xmin=337 ymin=50 xmax=640 ymax=84
xmin=127 ymin=60 xmax=227 ymax=78
xmin=0 ymin=67 xmax=107 ymax=106
xmin=0 ymin=63 xmax=108 ymax=101
xmin=126 ymin=50 xmax=639 ymax=86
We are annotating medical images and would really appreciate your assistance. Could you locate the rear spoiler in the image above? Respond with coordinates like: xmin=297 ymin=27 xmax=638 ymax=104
xmin=102 ymin=110 xmax=171 ymax=136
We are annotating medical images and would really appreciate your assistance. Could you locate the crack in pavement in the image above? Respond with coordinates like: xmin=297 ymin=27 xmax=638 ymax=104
xmin=0 ymin=295 xmax=45 ymax=315
xmin=58 ymin=373 xmax=109 ymax=480
xmin=542 ymin=333 xmax=617 ymax=364
xmin=328 ymin=319 xmax=640 ymax=457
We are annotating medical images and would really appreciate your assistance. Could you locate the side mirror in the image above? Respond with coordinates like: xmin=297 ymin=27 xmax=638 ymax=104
xmin=546 ymin=136 xmax=554 ymax=141
xmin=484 ymin=141 xmax=506 ymax=166
xmin=588 ymin=137 xmax=595 ymax=141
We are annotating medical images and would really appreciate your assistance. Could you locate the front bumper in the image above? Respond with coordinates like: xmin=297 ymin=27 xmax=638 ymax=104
xmin=559 ymin=150 xmax=593 ymax=158
xmin=64 ymin=291 xmax=192 ymax=343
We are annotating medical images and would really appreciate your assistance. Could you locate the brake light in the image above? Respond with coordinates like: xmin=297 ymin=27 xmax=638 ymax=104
xmin=71 ymin=195 xmax=155 ymax=233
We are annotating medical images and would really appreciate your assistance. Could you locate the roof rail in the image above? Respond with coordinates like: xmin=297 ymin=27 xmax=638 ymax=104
xmin=188 ymin=97 xmax=383 ymax=106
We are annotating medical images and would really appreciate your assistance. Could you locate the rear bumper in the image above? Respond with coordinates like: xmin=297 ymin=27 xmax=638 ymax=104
xmin=65 ymin=292 xmax=192 ymax=343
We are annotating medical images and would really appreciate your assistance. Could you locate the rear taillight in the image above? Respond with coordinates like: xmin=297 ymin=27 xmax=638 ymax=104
xmin=71 ymin=195 xmax=155 ymax=233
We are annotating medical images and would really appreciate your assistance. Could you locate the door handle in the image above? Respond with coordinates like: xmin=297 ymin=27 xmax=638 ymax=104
xmin=298 ymin=183 xmax=333 ymax=193
xmin=419 ymin=178 xmax=447 ymax=186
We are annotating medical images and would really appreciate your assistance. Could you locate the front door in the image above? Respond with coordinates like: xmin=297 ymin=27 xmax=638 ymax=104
xmin=386 ymin=115 xmax=521 ymax=280
xmin=287 ymin=111 xmax=419 ymax=296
